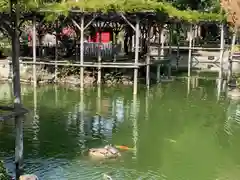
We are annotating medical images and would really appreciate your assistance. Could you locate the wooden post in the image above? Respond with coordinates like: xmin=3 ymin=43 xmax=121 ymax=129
xmin=146 ymin=23 xmax=150 ymax=88
xmin=133 ymin=18 xmax=140 ymax=95
xmin=218 ymin=23 xmax=225 ymax=95
xmin=157 ymin=26 xmax=162 ymax=83
xmin=188 ymin=24 xmax=193 ymax=78
xmin=168 ymin=25 xmax=172 ymax=78
xmin=32 ymin=15 xmax=37 ymax=87
xmin=11 ymin=0 xmax=23 ymax=178
xmin=176 ymin=24 xmax=180 ymax=70
xmin=219 ymin=23 xmax=225 ymax=80
xmin=80 ymin=15 xmax=84 ymax=90
xmin=97 ymin=28 xmax=102 ymax=85
xmin=72 ymin=15 xmax=96 ymax=88
xmin=227 ymin=25 xmax=237 ymax=82
xmin=160 ymin=27 xmax=165 ymax=59
xmin=55 ymin=21 xmax=58 ymax=82
xmin=113 ymin=31 xmax=119 ymax=73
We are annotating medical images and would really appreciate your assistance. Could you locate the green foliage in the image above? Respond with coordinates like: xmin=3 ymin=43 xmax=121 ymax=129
xmin=0 ymin=0 xmax=224 ymax=22
xmin=0 ymin=0 xmax=41 ymax=12
xmin=41 ymin=0 xmax=224 ymax=22
xmin=170 ymin=0 xmax=220 ymax=12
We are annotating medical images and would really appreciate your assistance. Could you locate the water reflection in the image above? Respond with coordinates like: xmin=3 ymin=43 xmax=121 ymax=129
xmin=79 ymin=90 xmax=84 ymax=140
xmin=187 ymin=77 xmax=191 ymax=95
xmin=115 ymin=97 xmax=125 ymax=123
xmin=186 ymin=76 xmax=227 ymax=101
xmin=217 ymin=78 xmax=223 ymax=100
xmin=32 ymin=85 xmax=39 ymax=144
xmin=132 ymin=94 xmax=138 ymax=158
xmin=225 ymin=99 xmax=240 ymax=135
xmin=145 ymin=89 xmax=149 ymax=121
xmin=187 ymin=76 xmax=200 ymax=95
xmin=1 ymin=81 xmax=240 ymax=179
xmin=97 ymin=84 xmax=101 ymax=115
xmin=34 ymin=84 xmax=140 ymax=153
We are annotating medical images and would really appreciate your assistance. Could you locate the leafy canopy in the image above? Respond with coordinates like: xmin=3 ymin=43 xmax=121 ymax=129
xmin=0 ymin=0 xmax=224 ymax=22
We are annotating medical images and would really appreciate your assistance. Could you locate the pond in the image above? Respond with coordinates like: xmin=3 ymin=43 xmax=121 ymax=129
xmin=0 ymin=79 xmax=240 ymax=180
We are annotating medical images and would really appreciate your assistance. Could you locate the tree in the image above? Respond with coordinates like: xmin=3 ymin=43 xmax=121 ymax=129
xmin=0 ymin=0 xmax=224 ymax=49
xmin=169 ymin=0 xmax=220 ymax=12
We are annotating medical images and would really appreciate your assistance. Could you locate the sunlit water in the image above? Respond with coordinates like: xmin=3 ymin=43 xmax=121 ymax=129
xmin=1 ymin=79 xmax=240 ymax=180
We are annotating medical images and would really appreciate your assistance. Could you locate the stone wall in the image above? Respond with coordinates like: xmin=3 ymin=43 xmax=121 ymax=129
xmin=0 ymin=59 xmax=56 ymax=83
xmin=0 ymin=59 xmax=133 ymax=86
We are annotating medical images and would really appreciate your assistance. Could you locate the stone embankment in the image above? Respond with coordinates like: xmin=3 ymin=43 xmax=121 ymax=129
xmin=0 ymin=59 xmax=133 ymax=86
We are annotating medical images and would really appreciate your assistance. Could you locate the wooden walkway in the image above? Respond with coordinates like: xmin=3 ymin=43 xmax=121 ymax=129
xmin=7 ymin=55 xmax=171 ymax=69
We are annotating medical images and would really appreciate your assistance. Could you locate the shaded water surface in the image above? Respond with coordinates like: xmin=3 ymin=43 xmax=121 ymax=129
xmin=0 ymin=79 xmax=240 ymax=180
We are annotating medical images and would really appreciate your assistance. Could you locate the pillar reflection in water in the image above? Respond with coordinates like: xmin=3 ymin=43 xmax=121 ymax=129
xmin=91 ymin=91 xmax=127 ymax=141
xmin=145 ymin=89 xmax=149 ymax=121
xmin=222 ymin=79 xmax=227 ymax=93
xmin=112 ymin=96 xmax=117 ymax=132
xmin=187 ymin=77 xmax=191 ymax=95
xmin=96 ymin=84 xmax=101 ymax=135
xmin=187 ymin=76 xmax=200 ymax=95
xmin=97 ymin=97 xmax=114 ymax=140
xmin=77 ymin=89 xmax=85 ymax=149
xmin=115 ymin=97 xmax=125 ymax=123
xmin=225 ymin=99 xmax=240 ymax=135
xmin=192 ymin=76 xmax=199 ymax=88
xmin=132 ymin=94 xmax=138 ymax=158
xmin=55 ymin=85 xmax=58 ymax=105
xmin=66 ymin=88 xmax=74 ymax=128
xmin=91 ymin=85 xmax=113 ymax=140
xmin=97 ymin=85 xmax=101 ymax=115
xmin=216 ymin=78 xmax=223 ymax=101
xmin=32 ymin=85 xmax=39 ymax=145
xmin=80 ymin=90 xmax=84 ymax=134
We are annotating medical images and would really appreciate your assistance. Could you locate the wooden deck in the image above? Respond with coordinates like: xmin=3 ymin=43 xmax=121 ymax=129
xmin=6 ymin=55 xmax=171 ymax=69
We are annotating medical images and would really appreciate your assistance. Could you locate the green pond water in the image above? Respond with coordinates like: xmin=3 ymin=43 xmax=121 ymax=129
xmin=0 ymin=79 xmax=240 ymax=180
